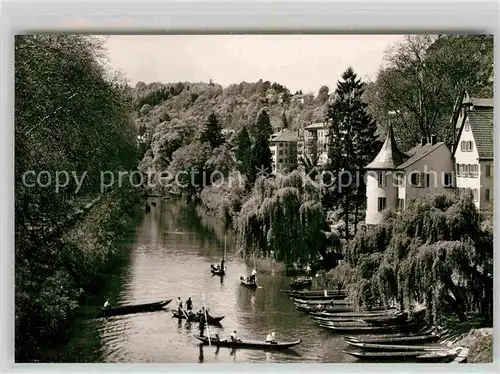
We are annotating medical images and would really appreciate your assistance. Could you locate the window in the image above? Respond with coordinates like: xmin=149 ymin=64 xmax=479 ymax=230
xmin=473 ymin=189 xmax=478 ymax=201
xmin=444 ymin=173 xmax=453 ymax=188
xmin=460 ymin=141 xmax=474 ymax=152
xmin=472 ymin=164 xmax=479 ymax=178
xmin=464 ymin=164 xmax=470 ymax=177
xmin=485 ymin=164 xmax=492 ymax=178
xmin=278 ymin=158 xmax=283 ymax=163
xmin=394 ymin=172 xmax=405 ymax=187
xmin=410 ymin=172 xmax=421 ymax=187
xmin=279 ymin=143 xmax=283 ymax=147
xmin=460 ymin=141 xmax=465 ymax=152
xmin=279 ymin=150 xmax=283 ymax=155
xmin=459 ymin=164 xmax=464 ymax=177
xmin=485 ymin=189 xmax=490 ymax=202
xmin=398 ymin=198 xmax=405 ymax=210
xmin=378 ymin=197 xmax=387 ymax=212
xmin=377 ymin=172 xmax=386 ymax=187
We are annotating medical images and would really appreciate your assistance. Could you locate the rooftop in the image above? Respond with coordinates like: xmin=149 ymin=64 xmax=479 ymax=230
xmin=365 ymin=125 xmax=408 ymax=170
xmin=270 ymin=129 xmax=299 ymax=142
xmin=304 ymin=122 xmax=328 ymax=130
xmin=397 ymin=142 xmax=446 ymax=169
xmin=468 ymin=108 xmax=494 ymax=159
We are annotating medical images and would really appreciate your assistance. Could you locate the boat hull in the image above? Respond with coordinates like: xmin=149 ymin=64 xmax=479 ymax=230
xmin=99 ymin=299 xmax=172 ymax=318
xmin=172 ymin=311 xmax=224 ymax=325
xmin=194 ymin=335 xmax=301 ymax=350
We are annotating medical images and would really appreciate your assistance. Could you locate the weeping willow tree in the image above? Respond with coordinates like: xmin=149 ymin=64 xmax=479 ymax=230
xmin=236 ymin=170 xmax=336 ymax=266
xmin=344 ymin=190 xmax=493 ymax=324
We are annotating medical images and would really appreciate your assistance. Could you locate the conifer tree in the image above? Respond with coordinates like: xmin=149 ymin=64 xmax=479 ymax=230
xmin=200 ymin=112 xmax=225 ymax=149
xmin=325 ymin=67 xmax=381 ymax=238
xmin=235 ymin=126 xmax=252 ymax=175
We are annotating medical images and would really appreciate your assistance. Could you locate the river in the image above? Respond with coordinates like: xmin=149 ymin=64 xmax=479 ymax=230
xmin=66 ymin=198 xmax=354 ymax=363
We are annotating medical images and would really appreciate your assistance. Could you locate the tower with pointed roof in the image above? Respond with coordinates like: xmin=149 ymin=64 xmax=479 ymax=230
xmin=365 ymin=125 xmax=408 ymax=225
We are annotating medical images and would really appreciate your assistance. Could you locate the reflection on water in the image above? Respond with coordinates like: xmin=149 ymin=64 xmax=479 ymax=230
xmin=87 ymin=199 xmax=354 ymax=363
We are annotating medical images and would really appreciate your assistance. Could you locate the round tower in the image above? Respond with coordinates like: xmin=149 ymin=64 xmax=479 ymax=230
xmin=364 ymin=125 xmax=407 ymax=225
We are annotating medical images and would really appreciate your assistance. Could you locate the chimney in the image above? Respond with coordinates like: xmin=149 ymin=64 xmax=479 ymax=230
xmin=420 ymin=137 xmax=427 ymax=146
xmin=431 ymin=134 xmax=437 ymax=145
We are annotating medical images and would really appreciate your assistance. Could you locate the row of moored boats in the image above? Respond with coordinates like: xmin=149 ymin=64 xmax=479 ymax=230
xmin=285 ymin=289 xmax=468 ymax=363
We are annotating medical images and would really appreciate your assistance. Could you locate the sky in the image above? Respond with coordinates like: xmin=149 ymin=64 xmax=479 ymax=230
xmin=104 ymin=35 xmax=405 ymax=94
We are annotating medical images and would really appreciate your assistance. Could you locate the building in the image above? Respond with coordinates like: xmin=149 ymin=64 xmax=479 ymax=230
xmin=365 ymin=126 xmax=454 ymax=225
xmin=452 ymin=94 xmax=494 ymax=210
xmin=303 ymin=122 xmax=329 ymax=166
xmin=269 ymin=129 xmax=299 ymax=174
xmin=365 ymin=93 xmax=493 ymax=225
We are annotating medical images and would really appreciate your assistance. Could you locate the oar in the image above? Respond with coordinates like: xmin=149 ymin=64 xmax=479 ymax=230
xmin=224 ymin=234 xmax=227 ymax=271
xmin=202 ymin=292 xmax=211 ymax=346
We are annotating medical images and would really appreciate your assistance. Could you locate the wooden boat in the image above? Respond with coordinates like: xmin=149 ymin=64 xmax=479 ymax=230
xmin=343 ymin=349 xmax=441 ymax=361
xmin=295 ymin=304 xmax=353 ymax=314
xmin=194 ymin=335 xmax=302 ymax=350
xmin=240 ymin=276 xmax=257 ymax=288
xmin=210 ymin=265 xmax=225 ymax=276
xmin=320 ymin=322 xmax=419 ymax=333
xmin=450 ymin=348 xmax=468 ymax=363
xmin=98 ymin=299 xmax=172 ymax=318
xmin=172 ymin=311 xmax=224 ymax=325
xmin=293 ymin=298 xmax=351 ymax=306
xmin=346 ymin=340 xmax=447 ymax=352
xmin=342 ymin=326 xmax=437 ymax=342
xmin=416 ymin=348 xmax=462 ymax=363
xmin=361 ymin=313 xmax=408 ymax=325
xmin=292 ymin=294 xmax=348 ymax=301
xmin=283 ymin=289 xmax=345 ymax=297
xmin=308 ymin=309 xmax=397 ymax=318
xmin=312 ymin=311 xmax=405 ymax=323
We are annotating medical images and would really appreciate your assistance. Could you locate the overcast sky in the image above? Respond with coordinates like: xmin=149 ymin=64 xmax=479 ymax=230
xmin=104 ymin=35 xmax=405 ymax=94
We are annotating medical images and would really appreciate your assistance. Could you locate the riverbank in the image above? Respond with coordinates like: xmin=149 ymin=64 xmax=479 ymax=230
xmin=15 ymin=187 xmax=144 ymax=362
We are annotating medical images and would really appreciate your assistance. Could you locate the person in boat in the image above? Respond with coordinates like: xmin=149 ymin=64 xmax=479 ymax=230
xmin=266 ymin=331 xmax=277 ymax=344
xmin=249 ymin=268 xmax=257 ymax=283
xmin=186 ymin=297 xmax=193 ymax=312
xmin=214 ymin=333 xmax=221 ymax=342
xmin=199 ymin=313 xmax=206 ymax=337
xmin=230 ymin=330 xmax=240 ymax=342
xmin=103 ymin=299 xmax=110 ymax=308
xmin=177 ymin=297 xmax=183 ymax=316
xmin=220 ymin=258 xmax=225 ymax=271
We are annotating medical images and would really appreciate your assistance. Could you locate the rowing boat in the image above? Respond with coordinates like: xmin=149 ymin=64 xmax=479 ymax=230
xmin=320 ymin=322 xmax=419 ymax=333
xmin=346 ymin=340 xmax=447 ymax=352
xmin=240 ymin=277 xmax=258 ymax=288
xmin=194 ymin=335 xmax=302 ymax=350
xmin=172 ymin=311 xmax=224 ymax=325
xmin=342 ymin=326 xmax=437 ymax=342
xmin=98 ymin=299 xmax=172 ymax=318
xmin=293 ymin=298 xmax=351 ymax=305
xmin=344 ymin=349 xmax=443 ymax=361
xmin=283 ymin=290 xmax=345 ymax=297
xmin=211 ymin=266 xmax=225 ymax=276
xmin=308 ymin=309 xmax=398 ymax=318
xmin=312 ymin=311 xmax=405 ymax=323
xmin=292 ymin=294 xmax=348 ymax=301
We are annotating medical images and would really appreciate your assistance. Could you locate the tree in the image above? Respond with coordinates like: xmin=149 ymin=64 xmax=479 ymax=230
xmin=281 ymin=111 xmax=289 ymax=129
xmin=200 ymin=112 xmax=225 ymax=149
xmin=365 ymin=35 xmax=493 ymax=150
xmin=316 ymin=85 xmax=330 ymax=104
xmin=248 ymin=136 xmax=273 ymax=187
xmin=325 ymin=67 xmax=380 ymax=239
xmin=235 ymin=126 xmax=252 ymax=175
xmin=251 ymin=108 xmax=273 ymax=139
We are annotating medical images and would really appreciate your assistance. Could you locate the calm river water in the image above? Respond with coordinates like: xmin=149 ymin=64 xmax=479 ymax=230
xmin=67 ymin=198 xmax=354 ymax=363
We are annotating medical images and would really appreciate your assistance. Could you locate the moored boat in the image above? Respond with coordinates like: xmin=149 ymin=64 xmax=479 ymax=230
xmin=346 ymin=340 xmax=447 ymax=352
xmin=343 ymin=349 xmax=445 ymax=361
xmin=308 ymin=308 xmax=398 ymax=318
xmin=283 ymin=289 xmax=345 ymax=297
xmin=342 ymin=326 xmax=438 ymax=343
xmin=98 ymin=299 xmax=172 ymax=318
xmin=194 ymin=335 xmax=302 ymax=350
xmin=291 ymin=294 xmax=348 ymax=301
xmin=320 ymin=322 xmax=419 ymax=333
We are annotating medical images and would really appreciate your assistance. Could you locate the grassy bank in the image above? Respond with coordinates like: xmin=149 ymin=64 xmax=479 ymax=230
xmin=15 ymin=187 xmax=143 ymax=362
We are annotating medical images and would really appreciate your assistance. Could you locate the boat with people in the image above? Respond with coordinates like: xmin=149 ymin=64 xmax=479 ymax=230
xmin=172 ymin=310 xmax=224 ymax=325
xmin=98 ymin=299 xmax=172 ymax=318
xmin=194 ymin=335 xmax=302 ymax=350
xmin=240 ymin=276 xmax=257 ymax=288
xmin=210 ymin=264 xmax=226 ymax=276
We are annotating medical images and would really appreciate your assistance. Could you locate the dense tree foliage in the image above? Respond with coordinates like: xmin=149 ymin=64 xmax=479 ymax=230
xmin=200 ymin=112 xmax=225 ymax=149
xmin=236 ymin=171 xmax=338 ymax=266
xmin=15 ymin=35 xmax=140 ymax=361
xmin=341 ymin=191 xmax=493 ymax=323
xmin=235 ymin=126 xmax=252 ymax=175
xmin=365 ymin=35 xmax=493 ymax=150
xmin=324 ymin=67 xmax=381 ymax=239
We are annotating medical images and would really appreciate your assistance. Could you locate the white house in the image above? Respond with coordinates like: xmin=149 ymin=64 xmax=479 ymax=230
xmin=452 ymin=95 xmax=494 ymax=210
xmin=365 ymin=93 xmax=493 ymax=225
xmin=365 ymin=126 xmax=454 ymax=225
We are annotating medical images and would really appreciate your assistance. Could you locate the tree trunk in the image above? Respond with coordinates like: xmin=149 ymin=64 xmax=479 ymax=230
xmin=354 ymin=200 xmax=359 ymax=235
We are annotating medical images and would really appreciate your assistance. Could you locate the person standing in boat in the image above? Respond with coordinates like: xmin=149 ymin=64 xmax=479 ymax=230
xmin=186 ymin=297 xmax=193 ymax=312
xmin=266 ymin=331 xmax=276 ymax=344
xmin=177 ymin=297 xmax=183 ymax=316
xmin=220 ymin=258 xmax=225 ymax=271
xmin=250 ymin=268 xmax=257 ymax=283
xmin=230 ymin=330 xmax=238 ymax=342
xmin=199 ymin=313 xmax=206 ymax=337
